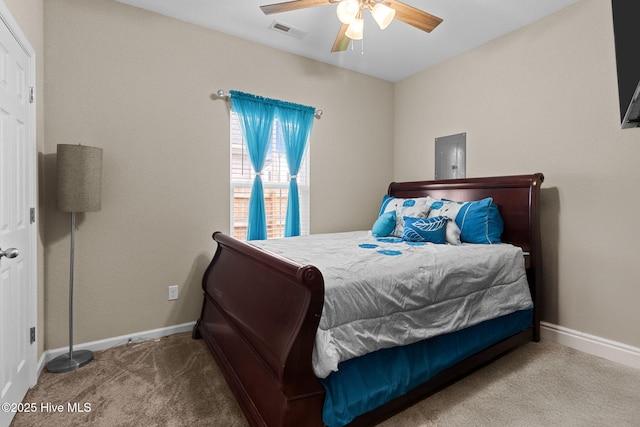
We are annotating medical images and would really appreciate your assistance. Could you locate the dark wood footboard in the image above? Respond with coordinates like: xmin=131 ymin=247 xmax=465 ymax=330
xmin=195 ymin=232 xmax=325 ymax=426
xmin=194 ymin=173 xmax=544 ymax=427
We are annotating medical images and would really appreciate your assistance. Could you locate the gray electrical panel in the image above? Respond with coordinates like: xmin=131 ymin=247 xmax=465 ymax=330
xmin=435 ymin=133 xmax=466 ymax=180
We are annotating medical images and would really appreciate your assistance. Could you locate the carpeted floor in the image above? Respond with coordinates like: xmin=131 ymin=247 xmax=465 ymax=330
xmin=11 ymin=333 xmax=247 ymax=427
xmin=10 ymin=332 xmax=640 ymax=426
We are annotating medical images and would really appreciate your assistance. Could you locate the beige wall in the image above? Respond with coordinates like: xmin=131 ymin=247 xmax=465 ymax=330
xmin=395 ymin=0 xmax=640 ymax=348
xmin=41 ymin=0 xmax=394 ymax=350
xmin=3 ymin=0 xmax=45 ymax=356
xmin=15 ymin=0 xmax=639 ymax=356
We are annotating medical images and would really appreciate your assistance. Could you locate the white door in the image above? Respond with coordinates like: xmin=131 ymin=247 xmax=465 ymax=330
xmin=0 ymin=3 xmax=37 ymax=427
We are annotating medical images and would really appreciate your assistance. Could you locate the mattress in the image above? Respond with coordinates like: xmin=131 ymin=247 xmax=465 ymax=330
xmin=250 ymin=231 xmax=533 ymax=378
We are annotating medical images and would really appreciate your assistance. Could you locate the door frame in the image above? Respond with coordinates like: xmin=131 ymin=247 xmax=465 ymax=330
xmin=0 ymin=0 xmax=38 ymax=388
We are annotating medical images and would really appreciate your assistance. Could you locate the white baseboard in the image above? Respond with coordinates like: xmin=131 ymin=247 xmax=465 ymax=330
xmin=34 ymin=321 xmax=639 ymax=382
xmin=540 ymin=321 xmax=640 ymax=370
xmin=36 ymin=321 xmax=196 ymax=377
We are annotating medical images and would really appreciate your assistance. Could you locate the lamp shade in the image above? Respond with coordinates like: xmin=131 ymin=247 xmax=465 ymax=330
xmin=336 ymin=0 xmax=359 ymax=24
xmin=371 ymin=3 xmax=395 ymax=30
xmin=345 ymin=17 xmax=364 ymax=40
xmin=56 ymin=144 xmax=103 ymax=213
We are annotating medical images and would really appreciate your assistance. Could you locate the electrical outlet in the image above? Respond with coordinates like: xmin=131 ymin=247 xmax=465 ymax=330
xmin=168 ymin=285 xmax=179 ymax=301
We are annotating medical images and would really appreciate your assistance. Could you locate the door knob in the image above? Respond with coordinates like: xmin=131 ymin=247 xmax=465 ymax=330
xmin=0 ymin=247 xmax=19 ymax=259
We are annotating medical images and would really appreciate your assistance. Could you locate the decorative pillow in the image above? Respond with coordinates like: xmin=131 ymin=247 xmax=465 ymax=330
xmin=402 ymin=216 xmax=448 ymax=244
xmin=379 ymin=195 xmax=431 ymax=237
xmin=454 ymin=197 xmax=503 ymax=244
xmin=427 ymin=198 xmax=463 ymax=245
xmin=371 ymin=210 xmax=396 ymax=237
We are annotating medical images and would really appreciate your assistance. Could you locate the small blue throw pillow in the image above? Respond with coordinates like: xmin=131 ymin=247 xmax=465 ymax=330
xmin=372 ymin=210 xmax=396 ymax=237
xmin=455 ymin=198 xmax=503 ymax=244
xmin=402 ymin=216 xmax=448 ymax=244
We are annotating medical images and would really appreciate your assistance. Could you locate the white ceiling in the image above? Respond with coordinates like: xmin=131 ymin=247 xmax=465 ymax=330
xmin=115 ymin=0 xmax=579 ymax=82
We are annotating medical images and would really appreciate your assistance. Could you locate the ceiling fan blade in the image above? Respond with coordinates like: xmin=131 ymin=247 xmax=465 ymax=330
xmin=260 ymin=0 xmax=334 ymax=15
xmin=331 ymin=24 xmax=351 ymax=52
xmin=386 ymin=0 xmax=443 ymax=33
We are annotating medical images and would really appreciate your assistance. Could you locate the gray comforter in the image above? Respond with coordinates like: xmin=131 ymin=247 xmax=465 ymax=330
xmin=250 ymin=231 xmax=533 ymax=378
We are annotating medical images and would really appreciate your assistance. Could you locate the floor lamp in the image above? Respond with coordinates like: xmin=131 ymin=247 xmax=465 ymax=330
xmin=47 ymin=144 xmax=103 ymax=374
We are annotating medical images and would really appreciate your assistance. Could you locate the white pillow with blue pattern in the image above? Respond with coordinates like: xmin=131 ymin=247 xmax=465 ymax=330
xmin=378 ymin=195 xmax=432 ymax=237
xmin=426 ymin=197 xmax=462 ymax=245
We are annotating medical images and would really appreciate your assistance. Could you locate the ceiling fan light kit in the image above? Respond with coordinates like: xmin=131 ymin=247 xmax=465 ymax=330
xmin=336 ymin=0 xmax=359 ymax=24
xmin=260 ymin=0 xmax=443 ymax=52
xmin=345 ymin=13 xmax=364 ymax=40
xmin=338 ymin=1 xmax=395 ymax=33
xmin=370 ymin=2 xmax=395 ymax=30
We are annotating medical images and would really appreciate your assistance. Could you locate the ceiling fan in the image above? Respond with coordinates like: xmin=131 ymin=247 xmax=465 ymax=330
xmin=260 ymin=0 xmax=443 ymax=52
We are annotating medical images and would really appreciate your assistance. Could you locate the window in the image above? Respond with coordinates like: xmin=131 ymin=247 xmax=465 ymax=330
xmin=230 ymin=111 xmax=310 ymax=240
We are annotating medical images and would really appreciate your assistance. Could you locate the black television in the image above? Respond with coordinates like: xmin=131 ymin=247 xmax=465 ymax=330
xmin=612 ymin=1 xmax=640 ymax=129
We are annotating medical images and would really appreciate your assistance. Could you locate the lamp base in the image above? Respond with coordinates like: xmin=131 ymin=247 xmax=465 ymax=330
xmin=46 ymin=350 xmax=94 ymax=373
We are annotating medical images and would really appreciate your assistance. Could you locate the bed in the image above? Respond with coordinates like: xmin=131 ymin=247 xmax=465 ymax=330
xmin=193 ymin=173 xmax=544 ymax=427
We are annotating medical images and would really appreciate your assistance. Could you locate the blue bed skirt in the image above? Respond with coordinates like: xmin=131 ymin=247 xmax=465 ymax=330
xmin=320 ymin=309 xmax=533 ymax=427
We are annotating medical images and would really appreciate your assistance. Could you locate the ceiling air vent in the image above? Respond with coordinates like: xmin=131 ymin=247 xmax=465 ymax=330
xmin=268 ymin=21 xmax=307 ymax=40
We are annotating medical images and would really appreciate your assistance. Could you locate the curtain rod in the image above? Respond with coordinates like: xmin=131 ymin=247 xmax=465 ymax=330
xmin=216 ymin=90 xmax=323 ymax=119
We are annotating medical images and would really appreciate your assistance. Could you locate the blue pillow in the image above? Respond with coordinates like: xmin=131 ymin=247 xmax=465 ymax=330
xmin=454 ymin=198 xmax=503 ymax=244
xmin=402 ymin=216 xmax=448 ymax=244
xmin=372 ymin=210 xmax=396 ymax=237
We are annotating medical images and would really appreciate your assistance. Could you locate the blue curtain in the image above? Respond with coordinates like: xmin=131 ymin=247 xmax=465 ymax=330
xmin=276 ymin=103 xmax=315 ymax=237
xmin=230 ymin=90 xmax=276 ymax=241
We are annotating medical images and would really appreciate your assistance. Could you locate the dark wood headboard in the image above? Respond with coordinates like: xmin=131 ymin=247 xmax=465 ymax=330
xmin=388 ymin=173 xmax=544 ymax=257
